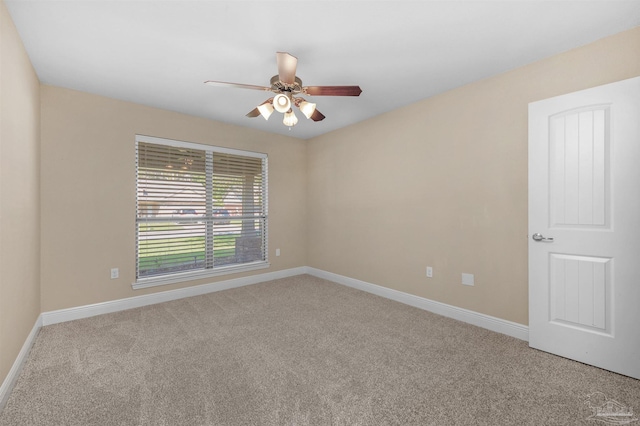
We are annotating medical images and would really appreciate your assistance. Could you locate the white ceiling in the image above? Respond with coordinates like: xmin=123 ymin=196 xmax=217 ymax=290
xmin=5 ymin=1 xmax=640 ymax=140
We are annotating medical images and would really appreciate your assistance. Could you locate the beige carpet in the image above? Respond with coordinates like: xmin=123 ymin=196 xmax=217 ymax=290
xmin=1 ymin=274 xmax=638 ymax=425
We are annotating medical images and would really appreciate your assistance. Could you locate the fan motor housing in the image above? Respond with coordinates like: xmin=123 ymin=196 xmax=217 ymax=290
xmin=270 ymin=75 xmax=303 ymax=94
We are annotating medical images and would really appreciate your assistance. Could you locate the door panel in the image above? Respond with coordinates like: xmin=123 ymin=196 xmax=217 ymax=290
xmin=549 ymin=107 xmax=610 ymax=228
xmin=549 ymin=254 xmax=610 ymax=332
xmin=528 ymin=76 xmax=640 ymax=379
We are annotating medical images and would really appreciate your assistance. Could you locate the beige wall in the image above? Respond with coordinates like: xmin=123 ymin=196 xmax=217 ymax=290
xmin=40 ymin=86 xmax=307 ymax=312
xmin=307 ymin=27 xmax=640 ymax=325
xmin=0 ymin=0 xmax=41 ymax=387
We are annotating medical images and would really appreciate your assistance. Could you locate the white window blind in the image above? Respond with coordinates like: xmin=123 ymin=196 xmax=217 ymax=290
xmin=135 ymin=135 xmax=268 ymax=287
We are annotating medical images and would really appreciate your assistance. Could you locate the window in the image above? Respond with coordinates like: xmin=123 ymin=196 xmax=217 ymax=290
xmin=134 ymin=135 xmax=268 ymax=289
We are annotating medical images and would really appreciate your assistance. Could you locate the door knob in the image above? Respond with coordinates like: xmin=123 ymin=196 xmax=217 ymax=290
xmin=532 ymin=233 xmax=554 ymax=242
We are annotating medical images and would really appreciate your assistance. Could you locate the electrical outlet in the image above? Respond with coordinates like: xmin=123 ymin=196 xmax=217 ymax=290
xmin=462 ymin=273 xmax=474 ymax=286
xmin=426 ymin=266 xmax=433 ymax=278
xmin=276 ymin=248 xmax=281 ymax=257
xmin=110 ymin=268 xmax=119 ymax=279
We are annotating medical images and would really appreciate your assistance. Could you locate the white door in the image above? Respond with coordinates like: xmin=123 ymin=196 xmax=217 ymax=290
xmin=528 ymin=76 xmax=640 ymax=379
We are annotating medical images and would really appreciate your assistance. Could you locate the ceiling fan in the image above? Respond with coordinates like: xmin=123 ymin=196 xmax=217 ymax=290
xmin=205 ymin=52 xmax=362 ymax=128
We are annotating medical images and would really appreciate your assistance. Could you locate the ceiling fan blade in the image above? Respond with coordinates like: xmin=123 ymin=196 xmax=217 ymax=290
xmin=276 ymin=52 xmax=298 ymax=84
xmin=246 ymin=107 xmax=261 ymax=118
xmin=303 ymin=86 xmax=362 ymax=96
xmin=310 ymin=109 xmax=326 ymax=122
xmin=204 ymin=80 xmax=271 ymax=91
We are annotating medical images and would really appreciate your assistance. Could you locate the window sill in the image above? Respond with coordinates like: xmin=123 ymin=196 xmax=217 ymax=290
xmin=132 ymin=261 xmax=271 ymax=290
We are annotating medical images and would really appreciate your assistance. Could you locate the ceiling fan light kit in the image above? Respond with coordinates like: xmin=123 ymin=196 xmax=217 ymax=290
xmin=257 ymin=102 xmax=274 ymax=120
xmin=205 ymin=52 xmax=362 ymax=128
xmin=273 ymin=93 xmax=291 ymax=113
xmin=283 ymin=109 xmax=298 ymax=127
xmin=298 ymin=100 xmax=316 ymax=119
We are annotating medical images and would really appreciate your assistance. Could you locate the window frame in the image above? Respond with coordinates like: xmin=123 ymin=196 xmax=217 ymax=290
xmin=133 ymin=134 xmax=269 ymax=290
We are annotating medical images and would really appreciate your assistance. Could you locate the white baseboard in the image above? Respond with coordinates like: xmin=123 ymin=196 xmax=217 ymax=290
xmin=305 ymin=267 xmax=529 ymax=341
xmin=0 ymin=315 xmax=42 ymax=411
xmin=42 ymin=266 xmax=306 ymax=326
xmin=42 ymin=265 xmax=529 ymax=337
